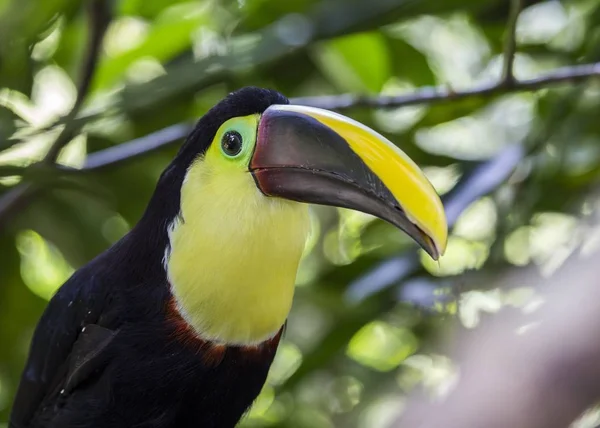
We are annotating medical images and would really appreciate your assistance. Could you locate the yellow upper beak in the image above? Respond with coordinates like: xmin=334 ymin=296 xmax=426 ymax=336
xmin=251 ymin=104 xmax=448 ymax=259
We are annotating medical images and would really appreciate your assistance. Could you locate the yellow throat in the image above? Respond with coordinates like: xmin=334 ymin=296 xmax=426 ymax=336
xmin=166 ymin=115 xmax=310 ymax=346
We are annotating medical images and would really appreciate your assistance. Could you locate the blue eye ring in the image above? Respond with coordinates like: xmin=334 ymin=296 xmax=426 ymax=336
xmin=221 ymin=131 xmax=243 ymax=157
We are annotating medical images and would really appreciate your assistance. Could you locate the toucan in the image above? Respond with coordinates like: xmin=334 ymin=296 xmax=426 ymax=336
xmin=10 ymin=87 xmax=447 ymax=428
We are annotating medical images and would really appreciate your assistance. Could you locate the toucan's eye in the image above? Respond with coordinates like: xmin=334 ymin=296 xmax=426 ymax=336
xmin=221 ymin=131 xmax=243 ymax=157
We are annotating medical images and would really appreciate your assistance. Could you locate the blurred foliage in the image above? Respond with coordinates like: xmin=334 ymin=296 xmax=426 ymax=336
xmin=1 ymin=0 xmax=600 ymax=427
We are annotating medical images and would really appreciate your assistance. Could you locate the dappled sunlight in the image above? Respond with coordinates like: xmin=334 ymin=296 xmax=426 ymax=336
xmin=267 ymin=341 xmax=303 ymax=387
xmin=327 ymin=376 xmax=363 ymax=414
xmin=302 ymin=207 xmax=321 ymax=258
xmin=105 ymin=17 xmax=149 ymax=57
xmin=0 ymin=95 xmax=80 ymax=184
xmin=0 ymin=65 xmax=80 ymax=174
xmin=479 ymin=52 xmax=547 ymax=82
xmin=242 ymin=394 xmax=289 ymax=427
xmin=518 ymin=1 xmax=570 ymax=46
xmin=295 ymin=255 xmax=321 ymax=287
xmin=505 ymin=226 xmax=532 ymax=266
xmin=126 ymin=57 xmax=167 ymax=84
xmin=400 ymin=354 xmax=457 ymax=399
xmin=0 ymin=89 xmax=40 ymax=126
xmin=0 ymin=176 xmax=20 ymax=186
xmin=459 ymin=289 xmax=503 ymax=328
xmin=572 ymin=406 xmax=600 ymax=428
xmin=580 ymin=222 xmax=600 ymax=257
xmin=323 ymin=209 xmax=377 ymax=266
xmin=459 ymin=286 xmax=543 ymax=328
xmin=31 ymin=18 xmax=63 ymax=62
xmin=0 ymin=128 xmax=60 ymax=167
xmin=564 ymin=137 xmax=600 ymax=177
xmin=453 ymin=197 xmax=497 ymax=241
xmin=358 ymin=396 xmax=405 ymax=428
xmin=373 ymin=79 xmax=428 ymax=133
xmin=421 ymin=236 xmax=489 ymax=277
xmin=296 ymin=209 xmax=323 ymax=286
xmin=422 ymin=164 xmax=461 ymax=196
xmin=56 ymin=133 xmax=87 ymax=168
xmin=504 ymin=212 xmax=580 ymax=275
xmin=193 ymin=28 xmax=227 ymax=60
xmin=16 ymin=230 xmax=74 ymax=301
xmin=32 ymin=66 xmax=76 ymax=125
xmin=393 ymin=14 xmax=490 ymax=88
xmin=245 ymin=385 xmax=276 ymax=422
xmin=530 ymin=213 xmax=580 ymax=274
xmin=82 ymin=112 xmax=132 ymax=140
xmin=347 ymin=321 xmax=418 ymax=372
xmin=312 ymin=32 xmax=391 ymax=93
xmin=286 ymin=302 xmax=332 ymax=351
xmin=503 ymin=287 xmax=538 ymax=310
xmin=416 ymin=94 xmax=536 ymax=160
xmin=99 ymin=3 xmax=210 ymax=89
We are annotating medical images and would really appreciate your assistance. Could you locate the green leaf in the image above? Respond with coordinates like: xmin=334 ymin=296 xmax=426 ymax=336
xmin=119 ymin=0 xmax=195 ymax=20
xmin=92 ymin=2 xmax=209 ymax=91
xmin=347 ymin=320 xmax=418 ymax=371
xmin=312 ymin=32 xmax=391 ymax=93
xmin=0 ymin=0 xmax=78 ymax=94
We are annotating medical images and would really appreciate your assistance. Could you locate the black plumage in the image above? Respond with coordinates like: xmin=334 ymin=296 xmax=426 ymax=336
xmin=10 ymin=87 xmax=289 ymax=428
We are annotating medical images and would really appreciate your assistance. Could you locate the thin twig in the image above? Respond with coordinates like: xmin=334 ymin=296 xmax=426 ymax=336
xmin=82 ymin=123 xmax=191 ymax=171
xmin=501 ymin=0 xmax=524 ymax=85
xmin=43 ymin=0 xmax=111 ymax=163
xmin=293 ymin=62 xmax=600 ymax=111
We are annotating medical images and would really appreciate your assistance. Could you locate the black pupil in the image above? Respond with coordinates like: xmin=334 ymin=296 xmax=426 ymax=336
xmin=222 ymin=131 xmax=243 ymax=156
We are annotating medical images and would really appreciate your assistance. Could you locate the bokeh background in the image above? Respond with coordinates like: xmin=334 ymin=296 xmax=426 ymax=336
xmin=1 ymin=0 xmax=600 ymax=427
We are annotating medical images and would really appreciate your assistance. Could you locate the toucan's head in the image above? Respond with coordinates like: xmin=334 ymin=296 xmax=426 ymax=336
xmin=162 ymin=87 xmax=447 ymax=345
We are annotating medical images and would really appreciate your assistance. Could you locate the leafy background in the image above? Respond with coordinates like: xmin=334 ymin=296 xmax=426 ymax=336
xmin=1 ymin=0 xmax=599 ymax=427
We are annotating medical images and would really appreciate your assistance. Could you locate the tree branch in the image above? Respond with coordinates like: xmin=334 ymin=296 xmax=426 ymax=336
xmin=501 ymin=0 xmax=524 ymax=85
xmin=292 ymin=62 xmax=600 ymax=111
xmin=82 ymin=123 xmax=191 ymax=171
xmin=44 ymin=0 xmax=111 ymax=163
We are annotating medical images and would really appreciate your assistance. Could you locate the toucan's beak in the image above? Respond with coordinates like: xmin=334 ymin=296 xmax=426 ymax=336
xmin=250 ymin=104 xmax=447 ymax=260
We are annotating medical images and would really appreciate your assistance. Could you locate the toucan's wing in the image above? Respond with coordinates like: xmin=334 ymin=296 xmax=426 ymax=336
xmin=9 ymin=270 xmax=117 ymax=428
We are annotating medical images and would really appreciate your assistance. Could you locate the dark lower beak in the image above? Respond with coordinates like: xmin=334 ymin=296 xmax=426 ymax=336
xmin=250 ymin=105 xmax=447 ymax=260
